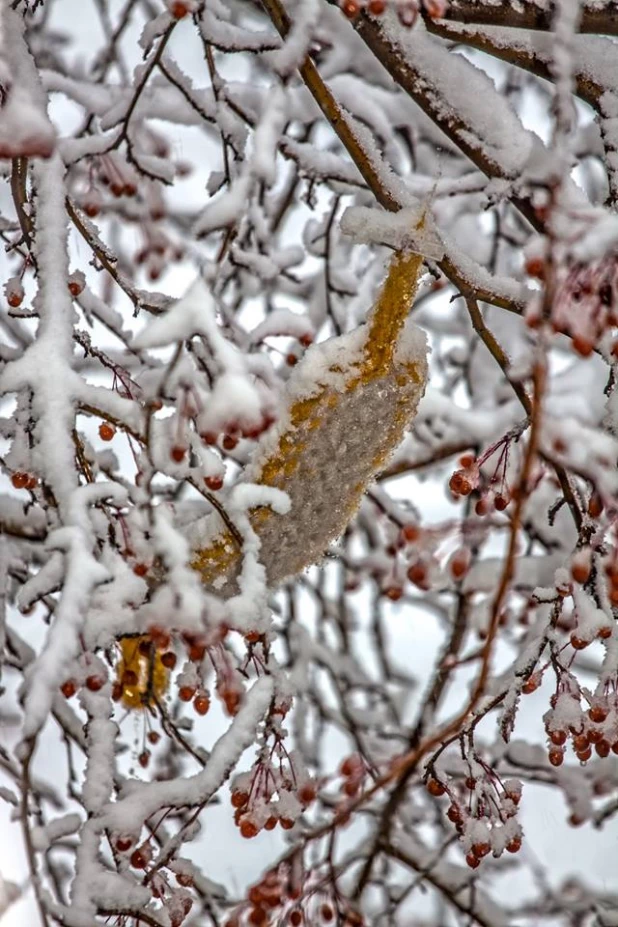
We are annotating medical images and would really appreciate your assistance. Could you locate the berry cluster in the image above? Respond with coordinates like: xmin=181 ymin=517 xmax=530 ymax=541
xmin=5 ymin=268 xmax=85 ymax=312
xmin=59 ymin=653 xmax=109 ymax=701
xmin=74 ymin=135 xmax=191 ymax=280
xmin=230 ymin=743 xmax=316 ymax=839
xmin=449 ymin=425 xmax=525 ymax=514
xmin=338 ymin=0 xmax=447 ymax=26
xmin=338 ymin=753 xmax=368 ymax=798
xmin=158 ymin=380 xmax=276 ymax=476
xmin=134 ymin=223 xmax=185 ymax=283
xmin=224 ymin=860 xmax=364 ymax=927
xmin=543 ymin=672 xmax=618 ymax=768
xmin=426 ymin=766 xmax=523 ymax=869
xmin=112 ymin=835 xmax=194 ymax=927
xmin=525 ymin=255 xmax=618 ymax=358
xmin=377 ymin=512 xmax=477 ymax=600
xmin=10 ymin=470 xmax=38 ymax=491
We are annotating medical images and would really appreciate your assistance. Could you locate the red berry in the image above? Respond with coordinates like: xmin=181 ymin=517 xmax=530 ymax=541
xmin=570 ymin=634 xmax=590 ymax=651
xmin=525 ymin=256 xmax=545 ymax=279
xmin=321 ymin=904 xmax=334 ymax=922
xmin=239 ymin=818 xmax=258 ymax=839
xmin=188 ymin=640 xmax=206 ymax=662
xmin=11 ymin=472 xmax=29 ymax=490
xmin=401 ymin=523 xmax=420 ymax=543
xmin=299 ymin=784 xmax=317 ymax=805
xmin=588 ymin=493 xmax=603 ymax=518
xmin=115 ymin=836 xmax=133 ymax=852
xmin=407 ymin=562 xmax=428 ymax=588
xmin=384 ymin=584 xmax=403 ymax=601
xmin=147 ymin=731 xmax=160 ymax=745
xmin=170 ymin=445 xmax=186 ymax=463
xmin=194 ymin=693 xmax=210 ymax=715
xmin=222 ymin=689 xmax=241 ymax=716
xmin=149 ymin=626 xmax=171 ymax=651
xmin=549 ymin=730 xmax=567 ymax=746
xmin=68 ymin=273 xmax=85 ymax=297
xmin=204 ymin=474 xmax=223 ymax=491
xmin=368 ymin=0 xmax=386 ymax=12
xmin=122 ymin=669 xmax=138 ymax=687
xmin=138 ymin=750 xmax=150 ymax=768
xmin=170 ymin=0 xmax=190 ymax=16
xmin=596 ymin=739 xmax=611 ymax=758
xmin=179 ymin=685 xmax=196 ymax=702
xmin=222 ymin=434 xmax=238 ymax=451
xmin=506 ymin=836 xmax=522 ymax=853
xmin=571 ymin=553 xmax=591 ymax=584
xmin=340 ymin=755 xmax=359 ymax=777
xmin=85 ymin=674 xmax=104 ymax=692
xmin=6 ymin=282 xmax=24 ymax=307
xmin=494 ymin=492 xmax=509 ymax=511
xmin=475 ymin=496 xmax=491 ymax=517
xmin=248 ymin=906 xmax=267 ymax=926
xmin=426 ymin=778 xmax=445 ymax=797
xmin=548 ymin=748 xmax=564 ymax=767
xmin=99 ymin=422 xmax=116 ymax=441
xmin=264 ymin=815 xmax=277 ymax=830
xmin=522 ymin=674 xmax=540 ymax=694
xmin=61 ymin=680 xmax=77 ymax=698
xmin=447 ymin=804 xmax=462 ymax=824
xmin=465 ymin=851 xmax=480 ymax=869
xmin=472 ymin=842 xmax=490 ymax=859
xmin=449 ymin=470 xmax=473 ymax=496
xmin=161 ymin=651 xmax=177 ymax=669
xmin=280 ymin=817 xmax=295 ymax=830
xmin=449 ymin=549 xmax=470 ymax=579
xmin=589 ymin=705 xmax=608 ymax=723
xmin=231 ymin=790 xmax=249 ymax=809
xmin=133 ymin=562 xmax=148 ymax=577
xmin=130 ymin=848 xmax=147 ymax=869
xmin=572 ymin=335 xmax=594 ymax=357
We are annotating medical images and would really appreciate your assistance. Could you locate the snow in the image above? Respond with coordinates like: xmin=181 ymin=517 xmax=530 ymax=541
xmin=5 ymin=1 xmax=618 ymax=923
xmin=268 ymin=0 xmax=320 ymax=76
xmin=102 ymin=676 xmax=273 ymax=835
xmin=250 ymin=307 xmax=314 ymax=344
xmin=341 ymin=203 xmax=445 ymax=260
xmin=0 ymin=12 xmax=55 ymax=159
xmin=379 ymin=12 xmax=534 ymax=178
